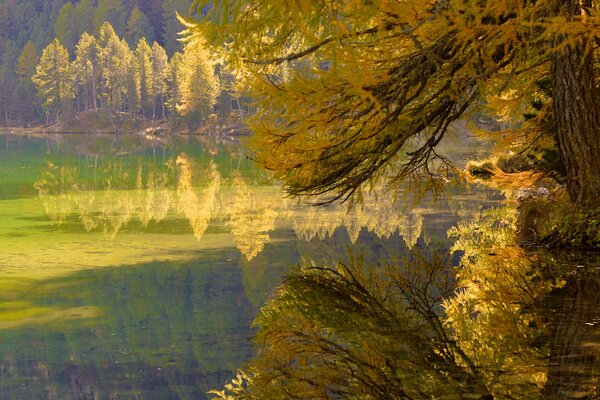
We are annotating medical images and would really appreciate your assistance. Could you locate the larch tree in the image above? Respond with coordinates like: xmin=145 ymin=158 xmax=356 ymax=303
xmin=165 ymin=51 xmax=184 ymax=118
xmin=177 ymin=39 xmax=219 ymax=126
xmin=98 ymin=22 xmax=135 ymax=111
xmin=135 ymin=37 xmax=154 ymax=117
xmin=32 ymin=38 xmax=75 ymax=121
xmin=151 ymin=41 xmax=168 ymax=120
xmin=74 ymin=32 xmax=100 ymax=111
xmin=189 ymin=0 xmax=600 ymax=206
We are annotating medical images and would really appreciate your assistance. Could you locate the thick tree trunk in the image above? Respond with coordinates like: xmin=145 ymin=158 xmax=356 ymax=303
xmin=552 ymin=2 xmax=600 ymax=205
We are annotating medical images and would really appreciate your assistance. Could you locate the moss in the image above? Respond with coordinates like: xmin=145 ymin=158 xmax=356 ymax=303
xmin=519 ymin=196 xmax=600 ymax=248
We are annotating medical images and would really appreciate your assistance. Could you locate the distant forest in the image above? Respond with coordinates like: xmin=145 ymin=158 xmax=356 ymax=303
xmin=0 ymin=0 xmax=222 ymax=127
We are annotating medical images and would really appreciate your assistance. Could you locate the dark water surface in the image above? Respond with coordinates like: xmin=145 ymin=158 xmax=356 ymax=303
xmin=0 ymin=133 xmax=597 ymax=399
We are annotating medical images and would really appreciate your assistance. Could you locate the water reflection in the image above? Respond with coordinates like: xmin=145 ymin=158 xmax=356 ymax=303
xmin=31 ymin=143 xmax=487 ymax=261
xmin=0 ymin=133 xmax=501 ymax=399
xmin=214 ymin=205 xmax=600 ymax=399
xmin=447 ymin=208 xmax=600 ymax=398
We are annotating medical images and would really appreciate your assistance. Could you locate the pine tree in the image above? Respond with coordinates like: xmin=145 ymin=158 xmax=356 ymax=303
xmin=54 ymin=2 xmax=80 ymax=53
xmin=15 ymin=40 xmax=40 ymax=124
xmin=165 ymin=51 xmax=183 ymax=118
xmin=161 ymin=0 xmax=190 ymax=56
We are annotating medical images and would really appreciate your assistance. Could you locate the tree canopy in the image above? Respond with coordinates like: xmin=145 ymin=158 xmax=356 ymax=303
xmin=189 ymin=0 xmax=600 ymax=205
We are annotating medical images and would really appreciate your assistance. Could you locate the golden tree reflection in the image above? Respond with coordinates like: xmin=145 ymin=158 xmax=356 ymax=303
xmin=292 ymin=191 xmax=424 ymax=249
xmin=226 ymin=172 xmax=281 ymax=260
xmin=34 ymin=156 xmax=486 ymax=260
xmin=176 ymin=153 xmax=221 ymax=240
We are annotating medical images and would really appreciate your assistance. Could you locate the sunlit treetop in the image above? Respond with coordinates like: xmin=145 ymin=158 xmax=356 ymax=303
xmin=187 ymin=0 xmax=600 ymax=205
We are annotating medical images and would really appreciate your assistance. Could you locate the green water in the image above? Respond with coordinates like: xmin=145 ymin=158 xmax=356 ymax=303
xmin=0 ymin=133 xmax=498 ymax=399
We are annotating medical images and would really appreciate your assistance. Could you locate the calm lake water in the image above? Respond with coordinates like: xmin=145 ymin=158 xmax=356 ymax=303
xmin=0 ymin=133 xmax=598 ymax=399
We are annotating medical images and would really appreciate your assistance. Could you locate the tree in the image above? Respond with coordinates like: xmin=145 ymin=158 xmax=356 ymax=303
xmin=32 ymin=38 xmax=75 ymax=120
xmin=94 ymin=0 xmax=126 ymax=36
xmin=15 ymin=40 xmax=40 ymax=124
xmin=190 ymin=0 xmax=600 ymax=205
xmin=165 ymin=51 xmax=183 ymax=120
xmin=97 ymin=22 xmax=136 ymax=111
xmin=161 ymin=0 xmax=190 ymax=55
xmin=0 ymin=40 xmax=19 ymax=125
xmin=134 ymin=37 xmax=154 ymax=116
xmin=126 ymin=5 xmax=155 ymax=46
xmin=177 ymin=38 xmax=219 ymax=127
xmin=151 ymin=41 xmax=168 ymax=119
xmin=54 ymin=2 xmax=81 ymax=53
xmin=74 ymin=32 xmax=100 ymax=111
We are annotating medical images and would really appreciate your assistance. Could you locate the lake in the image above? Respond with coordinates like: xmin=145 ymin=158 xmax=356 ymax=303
xmin=0 ymin=133 xmax=597 ymax=399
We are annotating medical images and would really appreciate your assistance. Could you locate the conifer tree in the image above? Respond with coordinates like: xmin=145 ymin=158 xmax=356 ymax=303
xmin=32 ymin=38 xmax=75 ymax=121
xmin=151 ymin=41 xmax=168 ymax=120
xmin=15 ymin=40 xmax=40 ymax=124
xmin=74 ymin=32 xmax=100 ymax=111
xmin=165 ymin=51 xmax=183 ymax=118
xmin=126 ymin=5 xmax=155 ymax=46
xmin=191 ymin=0 xmax=600 ymax=205
xmin=177 ymin=39 xmax=218 ymax=126
xmin=134 ymin=37 xmax=154 ymax=116
xmin=97 ymin=22 xmax=134 ymax=111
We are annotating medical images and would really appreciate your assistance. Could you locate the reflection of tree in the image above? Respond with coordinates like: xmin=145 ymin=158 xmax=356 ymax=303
xmin=35 ymin=159 xmax=176 ymax=239
xmin=212 ymin=254 xmax=492 ymax=399
xmin=226 ymin=172 xmax=280 ymax=261
xmin=214 ymin=206 xmax=600 ymax=399
xmin=542 ymin=269 xmax=600 ymax=399
xmin=176 ymin=153 xmax=221 ymax=241
xmin=446 ymin=208 xmax=550 ymax=398
xmin=446 ymin=207 xmax=600 ymax=399
xmin=34 ymin=161 xmax=78 ymax=224
xmin=293 ymin=192 xmax=424 ymax=249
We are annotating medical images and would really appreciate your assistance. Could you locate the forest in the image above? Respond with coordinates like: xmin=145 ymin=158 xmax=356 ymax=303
xmin=0 ymin=0 xmax=231 ymax=128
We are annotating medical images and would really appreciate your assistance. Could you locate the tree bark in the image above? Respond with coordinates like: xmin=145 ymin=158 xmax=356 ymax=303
xmin=552 ymin=1 xmax=600 ymax=205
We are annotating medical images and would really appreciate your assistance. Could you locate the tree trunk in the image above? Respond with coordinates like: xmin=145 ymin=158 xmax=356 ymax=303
xmin=552 ymin=1 xmax=600 ymax=205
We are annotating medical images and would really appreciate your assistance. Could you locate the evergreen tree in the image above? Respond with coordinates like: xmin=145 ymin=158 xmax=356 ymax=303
xmin=32 ymin=38 xmax=75 ymax=121
xmin=161 ymin=0 xmax=190 ymax=56
xmin=15 ymin=40 xmax=40 ymax=124
xmin=54 ymin=2 xmax=80 ymax=53
xmin=94 ymin=0 xmax=126 ymax=37
xmin=0 ymin=40 xmax=19 ymax=125
xmin=126 ymin=5 xmax=155 ymax=46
